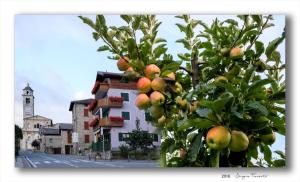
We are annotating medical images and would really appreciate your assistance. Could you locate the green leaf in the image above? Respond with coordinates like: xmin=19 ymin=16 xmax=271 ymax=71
xmin=154 ymin=38 xmax=167 ymax=44
xmin=160 ymin=138 xmax=175 ymax=152
xmin=176 ymin=39 xmax=191 ymax=50
xmin=188 ymin=133 xmax=203 ymax=162
xmin=186 ymin=23 xmax=194 ymax=38
xmin=248 ymin=79 xmax=274 ymax=93
xmin=268 ymin=91 xmax=285 ymax=101
xmin=246 ymin=100 xmax=269 ymax=115
xmin=191 ymin=118 xmax=216 ymax=129
xmin=196 ymin=108 xmax=211 ymax=118
xmin=265 ymin=36 xmax=285 ymax=59
xmin=78 ymin=16 xmax=95 ymax=30
xmin=214 ymin=81 xmax=237 ymax=96
xmin=231 ymin=105 xmax=244 ymax=119
xmin=274 ymin=150 xmax=285 ymax=159
xmin=223 ymin=19 xmax=238 ymax=26
xmin=199 ymin=42 xmax=213 ymax=50
xmin=201 ymin=93 xmax=234 ymax=113
xmin=177 ymin=118 xmax=190 ymax=131
xmin=251 ymin=15 xmax=262 ymax=25
xmin=120 ymin=15 xmax=131 ymax=24
xmin=273 ymin=159 xmax=285 ymax=167
xmin=175 ymin=23 xmax=186 ymax=33
xmin=262 ymin=144 xmax=272 ymax=164
xmin=92 ymin=32 xmax=100 ymax=41
xmin=165 ymin=61 xmax=182 ymax=72
xmin=127 ymin=38 xmax=138 ymax=59
xmin=177 ymin=53 xmax=190 ymax=61
xmin=97 ymin=45 xmax=110 ymax=52
xmin=255 ymin=41 xmax=265 ymax=56
xmin=153 ymin=44 xmax=167 ymax=58
xmin=270 ymin=51 xmax=281 ymax=64
xmin=132 ymin=16 xmax=141 ymax=30
xmin=247 ymin=142 xmax=258 ymax=160
xmin=96 ymin=15 xmax=106 ymax=27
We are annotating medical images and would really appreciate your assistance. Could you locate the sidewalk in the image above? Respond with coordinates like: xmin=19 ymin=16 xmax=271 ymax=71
xmin=15 ymin=156 xmax=31 ymax=168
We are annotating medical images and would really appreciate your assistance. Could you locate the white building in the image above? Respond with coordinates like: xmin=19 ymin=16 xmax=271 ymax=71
xmin=89 ymin=72 xmax=160 ymax=159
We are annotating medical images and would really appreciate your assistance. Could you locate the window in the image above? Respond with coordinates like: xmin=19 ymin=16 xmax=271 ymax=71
xmin=49 ymin=138 xmax=53 ymax=143
xmin=84 ymin=108 xmax=89 ymax=117
xmin=145 ymin=112 xmax=152 ymax=121
xmin=102 ymin=109 xmax=109 ymax=118
xmin=26 ymin=98 xmax=30 ymax=104
xmin=84 ymin=121 xmax=89 ymax=130
xmin=68 ymin=132 xmax=72 ymax=144
xmin=121 ymin=92 xmax=129 ymax=101
xmin=84 ymin=135 xmax=90 ymax=143
xmin=36 ymin=123 xmax=40 ymax=128
xmin=152 ymin=134 xmax=159 ymax=142
xmin=122 ymin=112 xmax=130 ymax=120
xmin=119 ymin=133 xmax=130 ymax=141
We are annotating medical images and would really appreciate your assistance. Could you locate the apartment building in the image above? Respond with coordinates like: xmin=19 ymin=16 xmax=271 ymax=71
xmin=88 ymin=71 xmax=160 ymax=159
xmin=69 ymin=99 xmax=94 ymax=155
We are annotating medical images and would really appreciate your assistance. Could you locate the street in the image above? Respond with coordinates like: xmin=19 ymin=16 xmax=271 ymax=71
xmin=16 ymin=151 xmax=160 ymax=168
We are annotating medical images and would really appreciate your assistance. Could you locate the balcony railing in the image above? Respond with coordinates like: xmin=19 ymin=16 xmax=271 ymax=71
xmin=99 ymin=116 xmax=124 ymax=127
xmin=97 ymin=96 xmax=123 ymax=108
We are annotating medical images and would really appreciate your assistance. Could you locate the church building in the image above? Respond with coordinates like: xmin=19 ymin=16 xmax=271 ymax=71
xmin=20 ymin=83 xmax=53 ymax=151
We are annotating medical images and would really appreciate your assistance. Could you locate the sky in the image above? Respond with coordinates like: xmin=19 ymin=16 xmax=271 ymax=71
xmin=14 ymin=14 xmax=285 ymax=153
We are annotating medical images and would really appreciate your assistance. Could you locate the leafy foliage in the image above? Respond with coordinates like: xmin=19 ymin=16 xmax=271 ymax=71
xmin=80 ymin=14 xmax=285 ymax=167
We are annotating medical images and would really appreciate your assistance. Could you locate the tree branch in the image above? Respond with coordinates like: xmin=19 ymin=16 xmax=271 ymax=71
xmin=179 ymin=66 xmax=193 ymax=75
xmin=266 ymin=65 xmax=285 ymax=70
xmin=247 ymin=15 xmax=272 ymax=50
xmin=230 ymin=20 xmax=246 ymax=49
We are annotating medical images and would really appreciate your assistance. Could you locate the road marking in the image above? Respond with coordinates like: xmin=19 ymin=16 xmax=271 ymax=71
xmin=44 ymin=161 xmax=51 ymax=164
xmin=34 ymin=162 xmax=40 ymax=165
xmin=54 ymin=160 xmax=61 ymax=163
xmin=24 ymin=156 xmax=37 ymax=168
xmin=62 ymin=161 xmax=79 ymax=168
xmin=78 ymin=159 xmax=90 ymax=163
xmin=71 ymin=160 xmax=80 ymax=163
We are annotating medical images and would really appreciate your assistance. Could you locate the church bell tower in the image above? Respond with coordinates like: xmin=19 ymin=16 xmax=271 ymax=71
xmin=22 ymin=83 xmax=34 ymax=118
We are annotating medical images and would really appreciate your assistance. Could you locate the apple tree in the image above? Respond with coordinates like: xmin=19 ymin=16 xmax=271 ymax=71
xmin=79 ymin=15 xmax=285 ymax=167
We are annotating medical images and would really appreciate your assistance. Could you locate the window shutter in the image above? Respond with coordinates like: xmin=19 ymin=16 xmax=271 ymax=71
xmin=84 ymin=108 xmax=89 ymax=116
xmin=84 ymin=121 xmax=89 ymax=130
xmin=119 ymin=133 xmax=123 ymax=141
xmin=85 ymin=135 xmax=90 ymax=143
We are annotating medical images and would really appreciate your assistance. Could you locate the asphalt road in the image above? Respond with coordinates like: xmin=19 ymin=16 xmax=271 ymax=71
xmin=17 ymin=151 xmax=160 ymax=168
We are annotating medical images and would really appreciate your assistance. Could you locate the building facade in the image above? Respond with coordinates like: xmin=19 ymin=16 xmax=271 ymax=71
xmin=69 ymin=99 xmax=94 ymax=155
xmin=20 ymin=84 xmax=53 ymax=151
xmin=39 ymin=123 xmax=73 ymax=154
xmin=20 ymin=115 xmax=53 ymax=151
xmin=88 ymin=72 xmax=160 ymax=159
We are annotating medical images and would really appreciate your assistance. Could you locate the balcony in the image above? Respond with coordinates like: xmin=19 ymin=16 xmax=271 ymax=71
xmin=99 ymin=116 xmax=124 ymax=127
xmin=92 ymin=81 xmax=109 ymax=95
xmin=89 ymin=117 xmax=99 ymax=127
xmin=97 ymin=96 xmax=123 ymax=108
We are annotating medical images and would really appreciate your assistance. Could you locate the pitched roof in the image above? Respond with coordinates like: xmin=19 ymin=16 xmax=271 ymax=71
xmin=96 ymin=71 xmax=124 ymax=82
xmin=23 ymin=115 xmax=52 ymax=121
xmin=39 ymin=127 xmax=60 ymax=135
xmin=23 ymin=83 xmax=33 ymax=91
xmin=56 ymin=123 xmax=73 ymax=130
xmin=69 ymin=98 xmax=94 ymax=111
